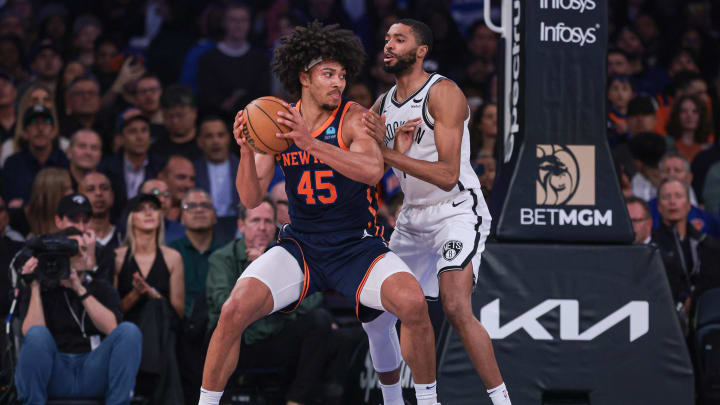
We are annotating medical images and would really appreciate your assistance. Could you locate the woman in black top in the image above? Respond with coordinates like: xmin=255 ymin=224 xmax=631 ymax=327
xmin=114 ymin=193 xmax=184 ymax=319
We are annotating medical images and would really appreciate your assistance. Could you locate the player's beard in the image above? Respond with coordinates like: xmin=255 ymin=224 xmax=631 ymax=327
xmin=321 ymin=102 xmax=337 ymax=111
xmin=383 ymin=48 xmax=417 ymax=74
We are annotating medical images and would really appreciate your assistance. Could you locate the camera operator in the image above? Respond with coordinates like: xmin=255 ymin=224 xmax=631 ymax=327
xmin=14 ymin=196 xmax=142 ymax=404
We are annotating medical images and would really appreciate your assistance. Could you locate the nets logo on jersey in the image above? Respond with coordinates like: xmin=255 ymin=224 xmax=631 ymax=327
xmin=536 ymin=144 xmax=595 ymax=206
xmin=442 ymin=240 xmax=463 ymax=261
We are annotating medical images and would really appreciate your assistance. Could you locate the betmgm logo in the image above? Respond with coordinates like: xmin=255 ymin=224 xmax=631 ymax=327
xmin=480 ymin=299 xmax=649 ymax=342
xmin=521 ymin=144 xmax=612 ymax=226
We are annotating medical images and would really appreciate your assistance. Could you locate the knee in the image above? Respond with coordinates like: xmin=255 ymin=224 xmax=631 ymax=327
xmin=113 ymin=322 xmax=142 ymax=344
xmin=442 ymin=296 xmax=472 ymax=326
xmin=394 ymin=291 xmax=429 ymax=326
xmin=219 ymin=296 xmax=252 ymax=331
xmin=21 ymin=326 xmax=54 ymax=351
xmin=362 ymin=312 xmax=397 ymax=340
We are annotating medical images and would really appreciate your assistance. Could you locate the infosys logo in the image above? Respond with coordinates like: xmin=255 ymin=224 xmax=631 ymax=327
xmin=540 ymin=22 xmax=598 ymax=47
xmin=540 ymin=0 xmax=596 ymax=13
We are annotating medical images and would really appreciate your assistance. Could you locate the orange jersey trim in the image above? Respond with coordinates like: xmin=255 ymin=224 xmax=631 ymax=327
xmin=278 ymin=237 xmax=311 ymax=314
xmin=294 ymin=100 xmax=341 ymax=138
xmin=336 ymin=101 xmax=356 ymax=151
xmin=355 ymin=253 xmax=386 ymax=320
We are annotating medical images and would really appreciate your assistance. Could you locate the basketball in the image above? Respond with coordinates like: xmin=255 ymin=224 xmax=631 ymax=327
xmin=242 ymin=96 xmax=293 ymax=155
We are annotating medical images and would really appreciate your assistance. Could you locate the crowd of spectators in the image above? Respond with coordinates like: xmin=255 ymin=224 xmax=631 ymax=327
xmin=0 ymin=0 xmax=718 ymax=403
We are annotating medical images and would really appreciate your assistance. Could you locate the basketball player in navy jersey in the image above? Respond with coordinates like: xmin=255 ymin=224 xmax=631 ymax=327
xmin=361 ymin=19 xmax=512 ymax=405
xmin=198 ymin=22 xmax=440 ymax=405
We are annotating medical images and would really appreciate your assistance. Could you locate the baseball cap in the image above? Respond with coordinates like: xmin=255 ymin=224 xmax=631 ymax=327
xmin=627 ymin=96 xmax=656 ymax=117
xmin=29 ymin=38 xmax=61 ymax=62
xmin=23 ymin=104 xmax=54 ymax=128
xmin=161 ymin=84 xmax=196 ymax=109
xmin=126 ymin=193 xmax=161 ymax=213
xmin=115 ymin=109 xmax=150 ymax=133
xmin=57 ymin=193 xmax=93 ymax=218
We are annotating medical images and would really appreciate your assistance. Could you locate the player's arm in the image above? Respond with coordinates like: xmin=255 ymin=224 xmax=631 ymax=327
xmin=276 ymin=103 xmax=384 ymax=186
xmin=382 ymin=80 xmax=464 ymax=191
xmin=233 ymin=110 xmax=276 ymax=208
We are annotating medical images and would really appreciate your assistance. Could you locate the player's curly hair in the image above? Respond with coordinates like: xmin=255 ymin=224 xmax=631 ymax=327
xmin=272 ymin=21 xmax=366 ymax=100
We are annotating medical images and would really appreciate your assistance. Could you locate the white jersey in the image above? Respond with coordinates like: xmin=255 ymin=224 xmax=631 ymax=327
xmin=381 ymin=73 xmax=481 ymax=206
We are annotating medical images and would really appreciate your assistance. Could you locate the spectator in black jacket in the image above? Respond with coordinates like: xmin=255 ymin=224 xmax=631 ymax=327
xmin=651 ymin=178 xmax=720 ymax=321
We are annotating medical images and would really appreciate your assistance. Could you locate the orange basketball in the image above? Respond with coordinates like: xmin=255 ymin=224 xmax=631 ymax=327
xmin=242 ymin=96 xmax=293 ymax=155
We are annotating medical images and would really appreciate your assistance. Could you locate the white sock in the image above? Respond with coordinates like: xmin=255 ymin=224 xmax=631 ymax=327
xmin=414 ymin=380 xmax=438 ymax=405
xmin=487 ymin=382 xmax=511 ymax=405
xmin=380 ymin=381 xmax=404 ymax=405
xmin=198 ymin=387 xmax=223 ymax=405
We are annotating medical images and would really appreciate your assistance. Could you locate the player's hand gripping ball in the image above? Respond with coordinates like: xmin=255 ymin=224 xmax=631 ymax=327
xmin=241 ymin=96 xmax=293 ymax=155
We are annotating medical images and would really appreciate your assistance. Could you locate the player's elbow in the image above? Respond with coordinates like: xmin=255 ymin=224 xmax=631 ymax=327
xmin=363 ymin=165 xmax=384 ymax=186
xmin=239 ymin=193 xmax=263 ymax=210
xmin=439 ymin=172 xmax=460 ymax=192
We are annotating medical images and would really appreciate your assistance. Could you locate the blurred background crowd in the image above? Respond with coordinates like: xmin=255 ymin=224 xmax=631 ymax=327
xmin=0 ymin=0 xmax=719 ymax=404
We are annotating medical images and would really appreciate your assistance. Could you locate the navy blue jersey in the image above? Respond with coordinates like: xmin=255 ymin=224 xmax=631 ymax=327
xmin=276 ymin=98 xmax=382 ymax=234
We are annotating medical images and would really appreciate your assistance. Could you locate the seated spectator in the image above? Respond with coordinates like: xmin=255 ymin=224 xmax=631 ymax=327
xmin=29 ymin=38 xmax=63 ymax=95
xmin=151 ymin=85 xmax=202 ymax=162
xmin=114 ymin=193 xmax=185 ymax=402
xmin=9 ymin=167 xmax=72 ymax=239
xmin=0 ymin=70 xmax=17 ymax=145
xmin=59 ymin=75 xmax=103 ymax=141
xmin=607 ymin=75 xmax=633 ymax=148
xmin=80 ymin=172 xmax=122 ymax=250
xmin=70 ymin=14 xmax=103 ymax=68
xmin=475 ymin=154 xmax=496 ymax=200
xmin=3 ymin=104 xmax=68 ymax=204
xmin=0 ymin=35 xmax=29 ymax=83
xmin=625 ymin=196 xmax=652 ymax=244
xmin=158 ymin=155 xmax=196 ymax=222
xmin=469 ymin=102 xmax=497 ymax=160
xmin=206 ymin=197 xmax=330 ymax=405
xmin=15 ymin=224 xmax=141 ymax=404
xmin=0 ymin=195 xmax=22 ymax=367
xmin=140 ymin=178 xmax=186 ymax=243
xmin=269 ymin=181 xmax=290 ymax=226
xmin=134 ymin=74 xmax=164 ymax=126
xmin=197 ymin=2 xmax=270 ymax=121
xmin=101 ymin=113 xmax=164 ymax=207
xmin=66 ymin=129 xmax=102 ymax=189
xmin=1 ymin=83 xmax=61 ymax=167
xmin=612 ymin=96 xmax=659 ymax=179
xmin=651 ymin=179 xmax=720 ymax=325
xmin=169 ymin=189 xmax=222 ymax=405
xmin=666 ymin=94 xmax=713 ymax=163
xmin=628 ymin=132 xmax=666 ymax=201
xmin=195 ymin=116 xmax=239 ymax=218
xmin=691 ymin=140 xmax=720 ymax=206
xmin=701 ymin=161 xmax=720 ymax=220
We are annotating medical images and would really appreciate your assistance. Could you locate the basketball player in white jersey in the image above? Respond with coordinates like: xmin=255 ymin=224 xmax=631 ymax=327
xmin=361 ymin=19 xmax=511 ymax=405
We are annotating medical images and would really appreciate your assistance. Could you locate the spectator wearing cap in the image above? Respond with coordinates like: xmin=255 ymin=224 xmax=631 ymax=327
xmin=80 ymin=172 xmax=122 ymax=250
xmin=3 ymin=104 xmax=68 ymax=204
xmin=158 ymin=155 xmax=196 ymax=223
xmin=29 ymin=38 xmax=63 ymax=95
xmin=66 ymin=129 xmax=102 ymax=189
xmin=646 ymin=151 xmax=719 ymax=237
xmin=114 ymin=193 xmax=185 ymax=402
xmin=60 ymin=75 xmax=103 ymax=140
xmin=100 ymin=113 xmax=164 ymax=210
xmin=651 ymin=178 xmax=720 ymax=322
xmin=626 ymin=196 xmax=653 ymax=244
xmin=16 ymin=193 xmax=142 ymax=405
xmin=0 ymin=70 xmax=17 ymax=143
xmin=151 ymin=84 xmax=202 ymax=162
xmin=36 ymin=4 xmax=69 ymax=46
xmin=140 ymin=178 xmax=186 ymax=244
xmin=195 ymin=116 xmax=239 ymax=220
xmin=628 ymin=132 xmax=666 ymax=202
xmin=197 ymin=2 xmax=270 ymax=121
xmin=71 ymin=15 xmax=103 ymax=68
